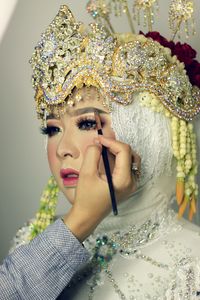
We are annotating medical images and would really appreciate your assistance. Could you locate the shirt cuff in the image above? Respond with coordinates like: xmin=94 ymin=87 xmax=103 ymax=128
xmin=44 ymin=218 xmax=91 ymax=271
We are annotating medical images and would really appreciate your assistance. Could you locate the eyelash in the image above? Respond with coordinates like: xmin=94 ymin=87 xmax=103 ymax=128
xmin=40 ymin=116 xmax=104 ymax=137
xmin=40 ymin=126 xmax=61 ymax=137
xmin=75 ymin=116 xmax=98 ymax=131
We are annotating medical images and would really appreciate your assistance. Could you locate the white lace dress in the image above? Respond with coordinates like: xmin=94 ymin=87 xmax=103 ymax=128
xmin=10 ymin=174 xmax=200 ymax=300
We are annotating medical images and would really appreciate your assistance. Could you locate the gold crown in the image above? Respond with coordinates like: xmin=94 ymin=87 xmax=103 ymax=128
xmin=30 ymin=3 xmax=200 ymax=121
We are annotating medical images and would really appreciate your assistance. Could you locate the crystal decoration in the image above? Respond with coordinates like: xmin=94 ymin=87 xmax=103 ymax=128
xmin=169 ymin=0 xmax=195 ymax=40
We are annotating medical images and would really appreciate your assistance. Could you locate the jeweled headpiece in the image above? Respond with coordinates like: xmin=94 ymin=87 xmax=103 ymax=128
xmin=30 ymin=3 xmax=200 ymax=122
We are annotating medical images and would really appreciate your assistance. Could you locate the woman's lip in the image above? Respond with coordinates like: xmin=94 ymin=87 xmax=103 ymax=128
xmin=60 ymin=168 xmax=79 ymax=177
xmin=60 ymin=168 xmax=79 ymax=187
xmin=62 ymin=176 xmax=79 ymax=187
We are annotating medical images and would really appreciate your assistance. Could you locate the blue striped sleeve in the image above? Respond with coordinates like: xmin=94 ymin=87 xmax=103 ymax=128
xmin=0 ymin=219 xmax=90 ymax=300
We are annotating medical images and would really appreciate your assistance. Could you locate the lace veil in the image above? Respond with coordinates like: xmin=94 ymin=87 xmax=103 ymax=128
xmin=111 ymin=92 xmax=173 ymax=186
xmin=110 ymin=91 xmax=200 ymax=225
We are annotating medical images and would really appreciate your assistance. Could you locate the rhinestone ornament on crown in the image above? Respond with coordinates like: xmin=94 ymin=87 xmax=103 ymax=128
xmin=30 ymin=4 xmax=200 ymax=122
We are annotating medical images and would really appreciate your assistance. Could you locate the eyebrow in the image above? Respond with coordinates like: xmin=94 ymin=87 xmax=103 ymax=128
xmin=46 ymin=107 xmax=108 ymax=119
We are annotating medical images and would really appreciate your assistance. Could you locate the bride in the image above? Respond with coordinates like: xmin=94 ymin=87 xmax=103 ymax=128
xmin=9 ymin=3 xmax=200 ymax=299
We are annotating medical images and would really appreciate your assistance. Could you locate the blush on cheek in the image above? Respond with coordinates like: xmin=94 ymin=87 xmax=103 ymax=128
xmin=80 ymin=135 xmax=96 ymax=154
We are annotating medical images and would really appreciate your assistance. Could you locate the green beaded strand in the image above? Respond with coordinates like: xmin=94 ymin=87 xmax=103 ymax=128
xmin=29 ymin=176 xmax=59 ymax=240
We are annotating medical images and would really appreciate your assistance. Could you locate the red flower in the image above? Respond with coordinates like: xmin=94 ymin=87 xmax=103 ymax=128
xmin=194 ymin=74 xmax=200 ymax=87
xmin=173 ymin=42 xmax=196 ymax=65
xmin=187 ymin=60 xmax=200 ymax=86
xmin=140 ymin=31 xmax=175 ymax=51
xmin=140 ymin=31 xmax=200 ymax=88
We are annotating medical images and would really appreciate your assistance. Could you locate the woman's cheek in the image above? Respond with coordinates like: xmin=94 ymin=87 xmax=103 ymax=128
xmin=47 ymin=141 xmax=58 ymax=172
xmin=79 ymin=134 xmax=97 ymax=154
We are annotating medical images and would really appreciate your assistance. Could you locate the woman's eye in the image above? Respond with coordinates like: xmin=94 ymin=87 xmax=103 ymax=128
xmin=77 ymin=119 xmax=98 ymax=131
xmin=40 ymin=126 xmax=61 ymax=137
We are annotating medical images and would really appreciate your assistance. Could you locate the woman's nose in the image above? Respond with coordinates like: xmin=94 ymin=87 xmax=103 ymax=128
xmin=56 ymin=132 xmax=80 ymax=159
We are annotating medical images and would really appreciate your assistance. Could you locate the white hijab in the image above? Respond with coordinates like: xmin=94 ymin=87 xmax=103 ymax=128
xmin=93 ymin=92 xmax=200 ymax=231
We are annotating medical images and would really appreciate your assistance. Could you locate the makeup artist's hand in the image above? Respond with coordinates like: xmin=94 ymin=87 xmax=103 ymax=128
xmin=63 ymin=136 xmax=140 ymax=242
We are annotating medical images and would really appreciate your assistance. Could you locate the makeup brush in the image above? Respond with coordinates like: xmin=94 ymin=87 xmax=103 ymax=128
xmin=94 ymin=112 xmax=118 ymax=215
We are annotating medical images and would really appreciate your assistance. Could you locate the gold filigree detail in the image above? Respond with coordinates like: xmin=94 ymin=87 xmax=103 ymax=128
xmin=30 ymin=5 xmax=200 ymax=122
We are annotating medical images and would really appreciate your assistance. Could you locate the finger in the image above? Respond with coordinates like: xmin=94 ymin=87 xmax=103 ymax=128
xmin=80 ymin=144 xmax=102 ymax=177
xmin=96 ymin=136 xmax=132 ymax=181
xmin=95 ymin=136 xmax=128 ymax=156
xmin=97 ymin=136 xmax=142 ymax=177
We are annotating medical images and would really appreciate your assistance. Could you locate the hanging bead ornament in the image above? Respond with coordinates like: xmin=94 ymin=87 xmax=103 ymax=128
xmin=75 ymin=90 xmax=83 ymax=102
xmin=169 ymin=0 xmax=195 ymax=40
xmin=140 ymin=94 xmax=198 ymax=221
xmin=87 ymin=0 xmax=136 ymax=33
xmin=110 ymin=0 xmax=128 ymax=16
xmin=67 ymin=94 xmax=76 ymax=107
xmin=133 ymin=0 xmax=159 ymax=31
xmin=110 ymin=0 xmax=135 ymax=33
xmin=29 ymin=176 xmax=59 ymax=240
xmin=170 ymin=118 xmax=198 ymax=220
xmin=86 ymin=0 xmax=115 ymax=33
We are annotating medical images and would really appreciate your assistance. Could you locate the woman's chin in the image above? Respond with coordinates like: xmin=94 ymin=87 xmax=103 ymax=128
xmin=62 ymin=187 xmax=76 ymax=205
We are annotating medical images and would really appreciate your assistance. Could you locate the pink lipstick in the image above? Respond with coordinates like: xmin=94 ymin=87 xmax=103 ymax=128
xmin=60 ymin=168 xmax=79 ymax=187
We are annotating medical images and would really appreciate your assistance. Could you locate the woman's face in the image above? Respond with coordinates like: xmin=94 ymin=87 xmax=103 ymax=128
xmin=46 ymin=87 xmax=116 ymax=204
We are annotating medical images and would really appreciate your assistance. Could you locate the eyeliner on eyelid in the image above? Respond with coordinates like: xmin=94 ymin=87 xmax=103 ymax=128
xmin=40 ymin=115 xmax=104 ymax=136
